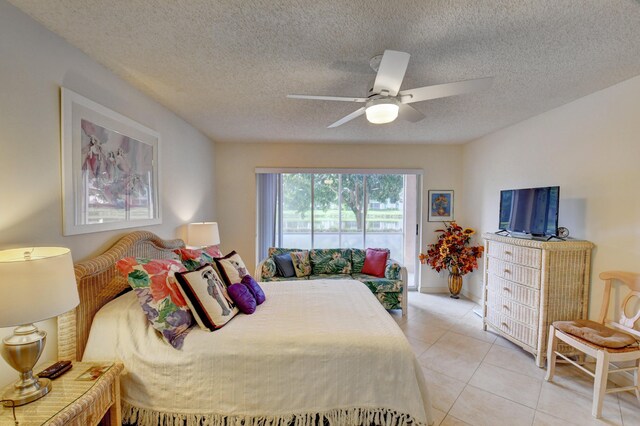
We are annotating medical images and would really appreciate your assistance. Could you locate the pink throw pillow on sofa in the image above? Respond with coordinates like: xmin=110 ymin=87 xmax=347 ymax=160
xmin=361 ymin=248 xmax=389 ymax=278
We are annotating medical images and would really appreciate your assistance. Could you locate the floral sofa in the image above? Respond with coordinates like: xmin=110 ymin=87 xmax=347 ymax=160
xmin=255 ymin=248 xmax=407 ymax=315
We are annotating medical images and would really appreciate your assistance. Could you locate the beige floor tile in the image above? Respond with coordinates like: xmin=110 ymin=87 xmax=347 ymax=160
xmin=421 ymin=366 xmax=467 ymax=412
xmin=419 ymin=332 xmax=492 ymax=382
xmin=617 ymin=391 xmax=640 ymax=426
xmin=492 ymin=334 xmax=525 ymax=351
xmin=483 ymin=344 xmax=545 ymax=379
xmin=407 ymin=336 xmax=432 ymax=357
xmin=401 ymin=321 xmax=449 ymax=345
xmin=545 ymin=362 xmax=617 ymax=398
xmin=449 ymin=311 xmax=498 ymax=344
xmin=533 ymin=411 xmax=580 ymax=425
xmin=537 ymin=381 xmax=622 ymax=425
xmin=449 ymin=385 xmax=535 ymax=426
xmin=431 ymin=407 xmax=447 ymax=426
xmin=468 ymin=362 xmax=542 ymax=408
xmin=440 ymin=414 xmax=471 ymax=425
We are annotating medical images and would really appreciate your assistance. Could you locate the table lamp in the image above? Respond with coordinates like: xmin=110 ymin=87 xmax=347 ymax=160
xmin=0 ymin=247 xmax=79 ymax=406
xmin=187 ymin=222 xmax=220 ymax=247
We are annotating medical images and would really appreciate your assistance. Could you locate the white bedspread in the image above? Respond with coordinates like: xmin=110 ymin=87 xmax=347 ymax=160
xmin=83 ymin=279 xmax=433 ymax=426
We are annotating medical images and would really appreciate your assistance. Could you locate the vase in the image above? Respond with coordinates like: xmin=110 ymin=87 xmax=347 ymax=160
xmin=448 ymin=267 xmax=463 ymax=299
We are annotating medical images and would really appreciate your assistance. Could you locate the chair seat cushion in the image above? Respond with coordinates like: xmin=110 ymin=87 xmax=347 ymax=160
xmin=553 ymin=319 xmax=638 ymax=349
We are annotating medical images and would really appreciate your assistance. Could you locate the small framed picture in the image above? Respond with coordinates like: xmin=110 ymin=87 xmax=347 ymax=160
xmin=428 ymin=190 xmax=454 ymax=222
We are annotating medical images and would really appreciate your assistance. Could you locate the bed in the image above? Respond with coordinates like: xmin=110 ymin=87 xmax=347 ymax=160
xmin=57 ymin=231 xmax=433 ymax=425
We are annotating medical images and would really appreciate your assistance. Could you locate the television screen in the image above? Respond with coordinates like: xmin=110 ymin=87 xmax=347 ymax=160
xmin=499 ymin=186 xmax=560 ymax=236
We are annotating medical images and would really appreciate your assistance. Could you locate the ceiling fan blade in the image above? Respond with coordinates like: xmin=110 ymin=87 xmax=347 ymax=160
xmin=399 ymin=77 xmax=494 ymax=104
xmin=287 ymin=94 xmax=367 ymax=103
xmin=398 ymin=104 xmax=425 ymax=123
xmin=327 ymin=107 xmax=366 ymax=128
xmin=372 ymin=50 xmax=410 ymax=96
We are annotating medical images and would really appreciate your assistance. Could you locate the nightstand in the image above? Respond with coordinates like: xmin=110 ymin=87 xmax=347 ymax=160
xmin=0 ymin=362 xmax=123 ymax=426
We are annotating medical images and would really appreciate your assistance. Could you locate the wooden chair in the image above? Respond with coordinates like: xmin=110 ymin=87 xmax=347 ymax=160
xmin=545 ymin=271 xmax=640 ymax=418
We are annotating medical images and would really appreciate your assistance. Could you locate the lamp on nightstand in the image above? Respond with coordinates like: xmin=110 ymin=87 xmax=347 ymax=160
xmin=187 ymin=222 xmax=220 ymax=247
xmin=0 ymin=247 xmax=79 ymax=406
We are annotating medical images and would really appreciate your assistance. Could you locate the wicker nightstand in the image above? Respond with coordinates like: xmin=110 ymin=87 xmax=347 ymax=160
xmin=0 ymin=362 xmax=123 ymax=426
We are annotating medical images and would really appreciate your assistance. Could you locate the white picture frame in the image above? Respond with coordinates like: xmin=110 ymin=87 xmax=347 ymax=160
xmin=61 ymin=88 xmax=161 ymax=235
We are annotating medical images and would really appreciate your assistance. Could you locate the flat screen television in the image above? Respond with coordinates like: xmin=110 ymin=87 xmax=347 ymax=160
xmin=499 ymin=186 xmax=560 ymax=237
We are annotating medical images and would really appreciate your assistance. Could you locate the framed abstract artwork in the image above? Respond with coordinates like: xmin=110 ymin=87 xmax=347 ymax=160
xmin=427 ymin=190 xmax=454 ymax=222
xmin=61 ymin=88 xmax=161 ymax=235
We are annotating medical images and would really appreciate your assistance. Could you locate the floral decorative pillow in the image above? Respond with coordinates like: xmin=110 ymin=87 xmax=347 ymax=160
xmin=261 ymin=258 xmax=277 ymax=279
xmin=214 ymin=251 xmax=250 ymax=286
xmin=290 ymin=250 xmax=311 ymax=277
xmin=175 ymin=264 xmax=239 ymax=330
xmin=174 ymin=245 xmax=222 ymax=271
xmin=116 ymin=257 xmax=193 ymax=349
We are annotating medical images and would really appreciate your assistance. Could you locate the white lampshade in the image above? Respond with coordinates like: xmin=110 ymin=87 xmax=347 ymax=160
xmin=187 ymin=222 xmax=220 ymax=247
xmin=365 ymin=100 xmax=399 ymax=124
xmin=0 ymin=247 xmax=79 ymax=327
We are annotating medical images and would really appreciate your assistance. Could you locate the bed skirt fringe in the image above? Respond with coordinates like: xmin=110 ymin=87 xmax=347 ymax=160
xmin=122 ymin=401 xmax=426 ymax=426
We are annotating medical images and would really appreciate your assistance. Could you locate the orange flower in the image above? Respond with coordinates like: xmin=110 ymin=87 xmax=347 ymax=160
xmin=418 ymin=221 xmax=483 ymax=276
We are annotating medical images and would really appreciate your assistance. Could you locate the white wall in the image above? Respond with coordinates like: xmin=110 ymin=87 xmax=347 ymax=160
xmin=0 ymin=1 xmax=216 ymax=386
xmin=461 ymin=75 xmax=640 ymax=315
xmin=215 ymin=142 xmax=466 ymax=292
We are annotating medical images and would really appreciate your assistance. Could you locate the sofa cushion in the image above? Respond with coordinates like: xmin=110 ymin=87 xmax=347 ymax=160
xmin=385 ymin=260 xmax=402 ymax=280
xmin=268 ymin=247 xmax=302 ymax=257
xmin=351 ymin=248 xmax=366 ymax=274
xmin=352 ymin=273 xmax=403 ymax=293
xmin=308 ymin=274 xmax=352 ymax=280
xmin=310 ymin=248 xmax=352 ymax=275
xmin=362 ymin=248 xmax=389 ymax=278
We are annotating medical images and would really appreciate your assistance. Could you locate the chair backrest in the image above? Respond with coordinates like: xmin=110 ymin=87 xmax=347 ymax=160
xmin=597 ymin=271 xmax=640 ymax=340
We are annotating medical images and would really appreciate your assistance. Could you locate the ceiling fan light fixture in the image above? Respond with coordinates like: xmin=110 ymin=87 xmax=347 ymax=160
xmin=365 ymin=99 xmax=399 ymax=124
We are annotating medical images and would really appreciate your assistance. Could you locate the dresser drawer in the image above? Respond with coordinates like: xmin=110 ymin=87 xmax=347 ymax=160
xmin=487 ymin=241 xmax=541 ymax=269
xmin=487 ymin=257 xmax=541 ymax=288
xmin=487 ymin=274 xmax=540 ymax=307
xmin=485 ymin=308 xmax=538 ymax=349
xmin=487 ymin=290 xmax=539 ymax=325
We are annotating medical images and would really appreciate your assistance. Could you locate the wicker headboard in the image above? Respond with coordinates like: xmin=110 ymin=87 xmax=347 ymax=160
xmin=57 ymin=231 xmax=184 ymax=361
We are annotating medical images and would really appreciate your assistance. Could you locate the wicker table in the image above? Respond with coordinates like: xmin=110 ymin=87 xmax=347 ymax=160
xmin=0 ymin=362 xmax=123 ymax=426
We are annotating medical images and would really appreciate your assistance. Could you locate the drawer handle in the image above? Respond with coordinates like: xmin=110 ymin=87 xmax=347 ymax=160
xmin=504 ymin=251 xmax=512 ymax=256
xmin=502 ymin=304 xmax=509 ymax=310
xmin=502 ymin=287 xmax=510 ymax=292
xmin=504 ymin=269 xmax=510 ymax=274
xmin=501 ymin=322 xmax=510 ymax=328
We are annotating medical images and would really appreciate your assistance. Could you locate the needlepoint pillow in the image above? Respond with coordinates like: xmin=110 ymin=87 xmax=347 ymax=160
xmin=116 ymin=257 xmax=193 ymax=349
xmin=290 ymin=250 xmax=311 ymax=277
xmin=227 ymin=283 xmax=257 ymax=314
xmin=241 ymin=274 xmax=266 ymax=305
xmin=214 ymin=251 xmax=250 ymax=286
xmin=175 ymin=264 xmax=239 ymax=331
xmin=361 ymin=248 xmax=389 ymax=278
xmin=174 ymin=245 xmax=222 ymax=271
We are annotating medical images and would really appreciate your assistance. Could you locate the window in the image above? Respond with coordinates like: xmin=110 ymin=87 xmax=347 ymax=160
xmin=257 ymin=169 xmax=421 ymax=288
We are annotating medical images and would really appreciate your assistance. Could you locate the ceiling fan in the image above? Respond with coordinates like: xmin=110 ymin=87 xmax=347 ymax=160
xmin=287 ymin=50 xmax=493 ymax=128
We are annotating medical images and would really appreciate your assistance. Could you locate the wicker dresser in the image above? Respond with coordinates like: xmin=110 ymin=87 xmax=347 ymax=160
xmin=481 ymin=233 xmax=594 ymax=367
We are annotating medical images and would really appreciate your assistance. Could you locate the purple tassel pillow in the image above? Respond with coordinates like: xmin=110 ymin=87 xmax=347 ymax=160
xmin=241 ymin=275 xmax=266 ymax=305
xmin=227 ymin=283 xmax=257 ymax=314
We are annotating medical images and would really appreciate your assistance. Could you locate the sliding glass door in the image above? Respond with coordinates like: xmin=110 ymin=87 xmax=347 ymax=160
xmin=259 ymin=170 xmax=421 ymax=289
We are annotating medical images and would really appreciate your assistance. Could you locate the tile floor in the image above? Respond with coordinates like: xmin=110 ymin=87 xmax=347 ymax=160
xmin=390 ymin=292 xmax=639 ymax=426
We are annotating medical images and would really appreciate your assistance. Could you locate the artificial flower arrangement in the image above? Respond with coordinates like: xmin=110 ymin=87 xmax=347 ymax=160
xmin=419 ymin=221 xmax=484 ymax=275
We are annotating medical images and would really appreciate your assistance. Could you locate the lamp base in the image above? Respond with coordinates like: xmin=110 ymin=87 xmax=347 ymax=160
xmin=2 ymin=377 xmax=51 ymax=406
xmin=1 ymin=324 xmax=50 ymax=406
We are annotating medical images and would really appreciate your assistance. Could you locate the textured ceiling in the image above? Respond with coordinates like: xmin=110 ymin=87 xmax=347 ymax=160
xmin=8 ymin=0 xmax=640 ymax=144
